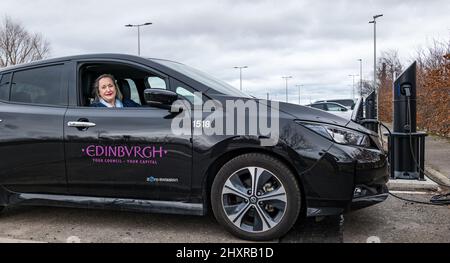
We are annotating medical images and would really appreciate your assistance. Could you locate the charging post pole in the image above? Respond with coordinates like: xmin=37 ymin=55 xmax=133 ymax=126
xmin=389 ymin=62 xmax=427 ymax=180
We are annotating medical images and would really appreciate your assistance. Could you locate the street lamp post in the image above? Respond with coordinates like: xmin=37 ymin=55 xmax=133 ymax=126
xmin=357 ymin=59 xmax=363 ymax=97
xmin=282 ymin=76 xmax=293 ymax=103
xmin=295 ymin=84 xmax=303 ymax=105
xmin=369 ymin=14 xmax=383 ymax=117
xmin=125 ymin=22 xmax=152 ymax=56
xmin=233 ymin=66 xmax=248 ymax=91
xmin=348 ymin=74 xmax=359 ymax=99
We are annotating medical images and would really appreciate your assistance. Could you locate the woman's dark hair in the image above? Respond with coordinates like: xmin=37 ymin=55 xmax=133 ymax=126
xmin=92 ymin=74 xmax=123 ymax=101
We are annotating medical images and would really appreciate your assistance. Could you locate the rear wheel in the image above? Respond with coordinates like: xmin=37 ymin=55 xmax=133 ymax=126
xmin=211 ymin=153 xmax=301 ymax=241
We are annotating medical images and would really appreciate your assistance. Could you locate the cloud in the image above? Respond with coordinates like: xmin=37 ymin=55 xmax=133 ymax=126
xmin=1 ymin=0 xmax=449 ymax=103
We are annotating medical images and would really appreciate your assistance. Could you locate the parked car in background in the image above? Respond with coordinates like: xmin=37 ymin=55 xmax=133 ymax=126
xmin=306 ymin=102 xmax=353 ymax=119
xmin=314 ymin=99 xmax=356 ymax=110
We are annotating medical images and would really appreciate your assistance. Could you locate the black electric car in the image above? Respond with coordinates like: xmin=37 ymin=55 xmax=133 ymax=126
xmin=0 ymin=54 xmax=388 ymax=241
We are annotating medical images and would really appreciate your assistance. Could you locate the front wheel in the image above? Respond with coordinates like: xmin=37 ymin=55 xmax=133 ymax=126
xmin=211 ymin=153 xmax=301 ymax=241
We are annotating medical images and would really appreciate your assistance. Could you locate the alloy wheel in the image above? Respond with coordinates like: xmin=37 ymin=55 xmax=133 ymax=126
xmin=221 ymin=166 xmax=287 ymax=233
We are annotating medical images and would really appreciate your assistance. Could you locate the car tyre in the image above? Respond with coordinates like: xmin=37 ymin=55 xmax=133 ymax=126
xmin=211 ymin=153 xmax=301 ymax=241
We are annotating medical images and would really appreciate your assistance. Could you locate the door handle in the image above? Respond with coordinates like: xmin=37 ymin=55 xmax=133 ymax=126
xmin=67 ymin=121 xmax=96 ymax=128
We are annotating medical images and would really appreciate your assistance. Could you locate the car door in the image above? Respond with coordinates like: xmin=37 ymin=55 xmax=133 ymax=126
xmin=0 ymin=64 xmax=69 ymax=194
xmin=64 ymin=62 xmax=192 ymax=201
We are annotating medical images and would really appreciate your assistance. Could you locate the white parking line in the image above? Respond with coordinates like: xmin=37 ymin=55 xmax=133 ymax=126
xmin=0 ymin=237 xmax=46 ymax=243
xmin=367 ymin=236 xmax=381 ymax=243
xmin=66 ymin=236 xmax=81 ymax=243
xmin=389 ymin=191 xmax=431 ymax=195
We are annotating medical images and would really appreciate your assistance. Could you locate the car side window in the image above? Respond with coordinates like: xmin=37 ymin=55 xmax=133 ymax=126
xmin=0 ymin=73 xmax=11 ymax=101
xmin=311 ymin=104 xmax=325 ymax=110
xmin=176 ymin=86 xmax=203 ymax=105
xmin=125 ymin=79 xmax=141 ymax=105
xmin=10 ymin=65 xmax=66 ymax=106
xmin=170 ymin=78 xmax=204 ymax=106
xmin=146 ymin=76 xmax=167 ymax=90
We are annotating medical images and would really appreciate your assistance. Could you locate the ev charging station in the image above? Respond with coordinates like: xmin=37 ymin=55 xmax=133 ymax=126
xmin=389 ymin=62 xmax=427 ymax=180
xmin=364 ymin=91 xmax=378 ymax=133
xmin=356 ymin=62 xmax=427 ymax=181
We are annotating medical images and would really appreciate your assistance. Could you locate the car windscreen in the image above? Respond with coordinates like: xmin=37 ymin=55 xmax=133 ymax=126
xmin=332 ymin=100 xmax=354 ymax=107
xmin=152 ymin=59 xmax=251 ymax=98
xmin=315 ymin=99 xmax=354 ymax=107
xmin=326 ymin=103 xmax=347 ymax=111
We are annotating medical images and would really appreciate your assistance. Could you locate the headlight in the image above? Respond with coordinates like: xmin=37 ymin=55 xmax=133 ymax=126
xmin=296 ymin=121 xmax=371 ymax=147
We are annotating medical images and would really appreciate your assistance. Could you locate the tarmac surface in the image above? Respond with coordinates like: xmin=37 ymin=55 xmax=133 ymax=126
xmin=425 ymin=135 xmax=450 ymax=179
xmin=0 ymin=193 xmax=448 ymax=243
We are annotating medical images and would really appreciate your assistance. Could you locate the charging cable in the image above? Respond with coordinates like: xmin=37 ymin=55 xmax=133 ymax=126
xmin=376 ymin=89 xmax=450 ymax=206
xmin=379 ymin=118 xmax=450 ymax=205
xmin=405 ymin=95 xmax=450 ymax=205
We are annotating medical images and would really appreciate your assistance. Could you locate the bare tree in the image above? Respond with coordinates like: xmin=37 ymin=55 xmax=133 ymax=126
xmin=377 ymin=49 xmax=403 ymax=81
xmin=376 ymin=49 xmax=404 ymax=122
xmin=0 ymin=16 xmax=50 ymax=67
xmin=360 ymin=79 xmax=374 ymax=97
xmin=415 ymin=39 xmax=450 ymax=72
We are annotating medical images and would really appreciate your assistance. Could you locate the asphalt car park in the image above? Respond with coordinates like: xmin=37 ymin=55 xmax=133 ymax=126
xmin=0 ymin=193 xmax=448 ymax=243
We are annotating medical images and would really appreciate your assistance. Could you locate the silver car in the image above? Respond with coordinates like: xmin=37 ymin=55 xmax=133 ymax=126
xmin=306 ymin=102 xmax=353 ymax=119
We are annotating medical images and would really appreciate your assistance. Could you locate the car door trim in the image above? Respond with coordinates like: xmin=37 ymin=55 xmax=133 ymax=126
xmin=6 ymin=192 xmax=204 ymax=216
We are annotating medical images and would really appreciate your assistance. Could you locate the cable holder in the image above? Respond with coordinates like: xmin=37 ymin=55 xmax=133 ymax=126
xmin=384 ymin=131 xmax=428 ymax=180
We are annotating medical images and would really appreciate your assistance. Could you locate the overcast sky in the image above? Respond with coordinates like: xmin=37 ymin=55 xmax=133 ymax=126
xmin=2 ymin=0 xmax=449 ymax=104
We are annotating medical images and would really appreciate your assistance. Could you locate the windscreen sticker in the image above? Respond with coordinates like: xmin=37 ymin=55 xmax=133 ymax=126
xmin=82 ymin=145 xmax=168 ymax=165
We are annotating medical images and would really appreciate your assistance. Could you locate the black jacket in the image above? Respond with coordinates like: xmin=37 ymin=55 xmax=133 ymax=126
xmin=90 ymin=99 xmax=140 ymax=108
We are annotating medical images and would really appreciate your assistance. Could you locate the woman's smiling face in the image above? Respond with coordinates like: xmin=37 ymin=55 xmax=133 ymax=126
xmin=98 ymin=77 xmax=117 ymax=104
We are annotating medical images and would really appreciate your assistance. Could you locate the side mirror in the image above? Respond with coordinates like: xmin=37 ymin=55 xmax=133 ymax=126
xmin=144 ymin=89 xmax=178 ymax=109
xmin=341 ymin=108 xmax=347 ymax=112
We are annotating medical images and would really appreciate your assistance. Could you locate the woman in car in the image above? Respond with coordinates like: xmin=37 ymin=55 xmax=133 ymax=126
xmin=90 ymin=74 xmax=140 ymax=107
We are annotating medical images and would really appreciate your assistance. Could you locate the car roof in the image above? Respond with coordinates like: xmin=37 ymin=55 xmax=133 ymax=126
xmin=0 ymin=53 xmax=180 ymax=73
